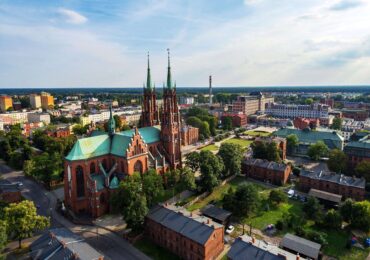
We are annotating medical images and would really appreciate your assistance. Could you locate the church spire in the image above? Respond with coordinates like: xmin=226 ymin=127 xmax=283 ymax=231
xmin=146 ymin=52 xmax=153 ymax=91
xmin=108 ymin=104 xmax=115 ymax=136
xmin=166 ymin=48 xmax=173 ymax=89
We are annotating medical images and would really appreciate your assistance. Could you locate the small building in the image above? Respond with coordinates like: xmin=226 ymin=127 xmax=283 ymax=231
xmin=221 ymin=113 xmax=248 ymax=127
xmin=145 ymin=204 xmax=224 ymax=260
xmin=341 ymin=109 xmax=368 ymax=121
xmin=280 ymin=233 xmax=321 ymax=260
xmin=242 ymin=158 xmax=291 ymax=185
xmin=181 ymin=125 xmax=199 ymax=146
xmin=0 ymin=180 xmax=21 ymax=203
xmin=293 ymin=117 xmax=320 ymax=130
xmin=200 ymin=204 xmax=232 ymax=226
xmin=308 ymin=188 xmax=342 ymax=207
xmin=30 ymin=228 xmax=104 ymax=260
xmin=299 ymin=170 xmax=365 ymax=201
xmin=344 ymin=135 xmax=370 ymax=169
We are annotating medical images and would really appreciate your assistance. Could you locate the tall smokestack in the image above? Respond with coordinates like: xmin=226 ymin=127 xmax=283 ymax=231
xmin=209 ymin=75 xmax=212 ymax=106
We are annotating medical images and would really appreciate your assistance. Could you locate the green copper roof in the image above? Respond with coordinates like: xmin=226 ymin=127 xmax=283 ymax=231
xmin=345 ymin=140 xmax=370 ymax=149
xmin=65 ymin=134 xmax=110 ymax=161
xmin=91 ymin=174 xmax=105 ymax=191
xmin=109 ymin=176 xmax=120 ymax=189
xmin=110 ymin=134 xmax=132 ymax=157
xmin=119 ymin=126 xmax=161 ymax=144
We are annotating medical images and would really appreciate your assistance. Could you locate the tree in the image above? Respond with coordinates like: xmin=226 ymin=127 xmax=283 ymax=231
xmin=186 ymin=116 xmax=211 ymax=138
xmin=251 ymin=141 xmax=281 ymax=162
xmin=185 ymin=152 xmax=200 ymax=172
xmin=113 ymin=115 xmax=122 ymax=130
xmin=340 ymin=199 xmax=354 ymax=222
xmin=4 ymin=200 xmax=49 ymax=248
xmin=142 ymin=169 xmax=164 ymax=206
xmin=199 ymin=151 xmax=224 ymax=192
xmin=286 ymin=134 xmax=299 ymax=155
xmin=350 ymin=201 xmax=370 ymax=231
xmin=164 ymin=169 xmax=180 ymax=188
xmin=269 ymin=189 xmax=288 ymax=205
xmin=23 ymin=160 xmax=35 ymax=177
xmin=303 ymin=197 xmax=323 ymax=220
xmin=307 ymin=141 xmax=329 ymax=160
xmin=327 ymin=149 xmax=347 ymax=173
xmin=355 ymin=161 xmax=370 ymax=181
xmin=218 ymin=143 xmax=243 ymax=177
xmin=72 ymin=124 xmax=88 ymax=136
xmin=178 ymin=167 xmax=196 ymax=191
xmin=305 ymin=98 xmax=314 ymax=105
xmin=322 ymin=209 xmax=342 ymax=229
xmin=331 ymin=117 xmax=343 ymax=130
xmin=0 ymin=220 xmax=6 ymax=257
xmin=222 ymin=116 xmax=233 ymax=131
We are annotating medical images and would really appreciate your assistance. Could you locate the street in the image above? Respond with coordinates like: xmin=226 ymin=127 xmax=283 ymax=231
xmin=0 ymin=160 xmax=150 ymax=260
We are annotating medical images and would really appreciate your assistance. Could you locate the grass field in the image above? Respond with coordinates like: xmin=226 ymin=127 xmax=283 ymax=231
xmin=200 ymin=144 xmax=218 ymax=151
xmin=244 ymin=130 xmax=271 ymax=137
xmin=222 ymin=138 xmax=253 ymax=148
xmin=134 ymin=238 xmax=180 ymax=260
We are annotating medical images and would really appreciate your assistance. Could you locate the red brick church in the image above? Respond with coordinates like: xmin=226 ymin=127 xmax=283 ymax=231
xmin=64 ymin=52 xmax=182 ymax=217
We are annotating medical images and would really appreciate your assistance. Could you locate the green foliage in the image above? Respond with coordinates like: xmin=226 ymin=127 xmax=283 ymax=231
xmin=142 ymin=169 xmax=164 ymax=207
xmin=218 ymin=143 xmax=243 ymax=177
xmin=178 ymin=167 xmax=196 ymax=191
xmin=286 ymin=134 xmax=299 ymax=155
xmin=72 ymin=124 xmax=88 ymax=135
xmin=113 ymin=115 xmax=122 ymax=130
xmin=327 ymin=149 xmax=347 ymax=173
xmin=269 ymin=189 xmax=288 ymax=205
xmin=186 ymin=107 xmax=216 ymax=137
xmin=199 ymin=151 xmax=224 ymax=192
xmin=185 ymin=152 xmax=200 ymax=172
xmin=305 ymin=98 xmax=314 ymax=105
xmin=349 ymin=201 xmax=370 ymax=231
xmin=322 ymin=209 xmax=342 ymax=229
xmin=331 ymin=117 xmax=343 ymax=130
xmin=303 ymin=197 xmax=323 ymax=221
xmin=307 ymin=141 xmax=329 ymax=160
xmin=0 ymin=220 xmax=6 ymax=255
xmin=340 ymin=199 xmax=354 ymax=222
xmin=4 ymin=200 xmax=50 ymax=248
xmin=355 ymin=160 xmax=370 ymax=181
xmin=164 ymin=169 xmax=180 ymax=188
xmin=251 ymin=141 xmax=281 ymax=162
xmin=186 ymin=116 xmax=211 ymax=138
xmin=222 ymin=116 xmax=233 ymax=131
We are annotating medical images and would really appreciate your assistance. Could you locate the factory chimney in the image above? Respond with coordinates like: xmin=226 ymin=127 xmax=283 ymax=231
xmin=209 ymin=75 xmax=212 ymax=106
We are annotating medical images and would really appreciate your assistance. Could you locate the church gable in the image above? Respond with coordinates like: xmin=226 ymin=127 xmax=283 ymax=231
xmin=126 ymin=128 xmax=148 ymax=158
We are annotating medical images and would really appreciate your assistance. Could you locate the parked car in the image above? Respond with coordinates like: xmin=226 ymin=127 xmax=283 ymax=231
xmin=287 ymin=189 xmax=295 ymax=198
xmin=226 ymin=225 xmax=235 ymax=234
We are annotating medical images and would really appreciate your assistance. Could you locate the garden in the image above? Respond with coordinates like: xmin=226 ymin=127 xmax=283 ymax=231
xmin=244 ymin=130 xmax=271 ymax=137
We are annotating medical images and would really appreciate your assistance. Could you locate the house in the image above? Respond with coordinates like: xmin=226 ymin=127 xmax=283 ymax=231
xmin=344 ymin=135 xmax=370 ymax=168
xmin=242 ymin=158 xmax=291 ymax=185
xmin=30 ymin=228 xmax=104 ymax=260
xmin=200 ymin=204 xmax=232 ymax=226
xmin=145 ymin=204 xmax=224 ymax=260
xmin=280 ymin=234 xmax=321 ymax=260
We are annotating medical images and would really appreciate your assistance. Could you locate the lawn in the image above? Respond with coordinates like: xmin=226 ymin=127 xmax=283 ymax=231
xmin=200 ymin=144 xmax=218 ymax=151
xmin=244 ymin=130 xmax=271 ymax=137
xmin=222 ymin=138 xmax=253 ymax=148
xmin=134 ymin=237 xmax=180 ymax=260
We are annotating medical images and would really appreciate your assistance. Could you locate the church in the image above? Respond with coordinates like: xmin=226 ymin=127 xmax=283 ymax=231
xmin=64 ymin=52 xmax=183 ymax=218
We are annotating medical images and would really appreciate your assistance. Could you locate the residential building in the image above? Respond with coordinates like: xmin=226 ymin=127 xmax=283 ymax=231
xmin=242 ymin=158 xmax=291 ymax=185
xmin=250 ymin=115 xmax=291 ymax=128
xmin=341 ymin=109 xmax=368 ymax=121
xmin=12 ymin=101 xmax=22 ymax=111
xmin=280 ymin=234 xmax=321 ymax=260
xmin=265 ymin=103 xmax=329 ymax=119
xmin=27 ymin=112 xmax=51 ymax=125
xmin=180 ymin=96 xmax=195 ymax=105
xmin=46 ymin=127 xmax=71 ymax=138
xmin=0 ymin=95 xmax=13 ymax=112
xmin=145 ymin=204 xmax=224 ymax=260
xmin=29 ymin=94 xmax=41 ymax=109
xmin=340 ymin=119 xmax=364 ymax=141
xmin=0 ymin=111 xmax=29 ymax=124
xmin=232 ymin=93 xmax=274 ymax=115
xmin=64 ymin=54 xmax=182 ymax=218
xmin=181 ymin=125 xmax=199 ymax=146
xmin=254 ymin=136 xmax=287 ymax=160
xmin=30 ymin=228 xmax=104 ymax=260
xmin=221 ymin=113 xmax=247 ymax=127
xmin=21 ymin=122 xmax=44 ymax=137
xmin=344 ymin=135 xmax=370 ymax=168
xmin=273 ymin=128 xmax=344 ymax=155
xmin=40 ymin=92 xmax=54 ymax=109
xmin=320 ymin=98 xmax=334 ymax=108
xmin=299 ymin=170 xmax=365 ymax=201
xmin=293 ymin=117 xmax=320 ymax=130
xmin=0 ymin=180 xmax=21 ymax=203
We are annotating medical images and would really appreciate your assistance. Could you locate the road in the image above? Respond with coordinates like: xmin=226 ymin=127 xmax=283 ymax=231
xmin=0 ymin=160 xmax=151 ymax=260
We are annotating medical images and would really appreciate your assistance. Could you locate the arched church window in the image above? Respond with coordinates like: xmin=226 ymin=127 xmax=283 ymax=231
xmin=134 ymin=160 xmax=143 ymax=174
xmin=76 ymin=166 xmax=85 ymax=198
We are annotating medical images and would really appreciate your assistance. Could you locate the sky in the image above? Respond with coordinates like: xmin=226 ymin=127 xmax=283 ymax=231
xmin=1 ymin=0 xmax=370 ymax=88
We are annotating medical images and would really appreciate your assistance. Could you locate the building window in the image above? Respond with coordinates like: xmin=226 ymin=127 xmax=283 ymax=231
xmin=134 ymin=160 xmax=143 ymax=173
xmin=76 ymin=166 xmax=85 ymax=198
xmin=90 ymin=162 xmax=96 ymax=174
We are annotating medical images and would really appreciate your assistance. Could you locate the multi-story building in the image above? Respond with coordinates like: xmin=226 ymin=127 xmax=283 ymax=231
xmin=299 ymin=170 xmax=365 ymax=201
xmin=64 ymin=53 xmax=182 ymax=218
xmin=29 ymin=94 xmax=42 ymax=109
xmin=340 ymin=119 xmax=364 ymax=141
xmin=293 ymin=117 xmax=320 ymax=130
xmin=145 ymin=204 xmax=224 ymax=260
xmin=274 ymin=128 xmax=344 ymax=155
xmin=221 ymin=113 xmax=247 ymax=127
xmin=27 ymin=112 xmax=51 ymax=125
xmin=0 ymin=111 xmax=29 ymax=124
xmin=46 ymin=127 xmax=71 ymax=138
xmin=249 ymin=115 xmax=291 ymax=128
xmin=179 ymin=96 xmax=195 ymax=105
xmin=181 ymin=125 xmax=199 ymax=146
xmin=344 ymin=135 xmax=370 ymax=168
xmin=242 ymin=158 xmax=291 ymax=185
xmin=265 ymin=103 xmax=329 ymax=119
xmin=40 ymin=92 xmax=54 ymax=109
xmin=341 ymin=109 xmax=368 ymax=121
xmin=0 ymin=95 xmax=13 ymax=112
xmin=232 ymin=93 xmax=274 ymax=115
xmin=22 ymin=122 xmax=44 ymax=137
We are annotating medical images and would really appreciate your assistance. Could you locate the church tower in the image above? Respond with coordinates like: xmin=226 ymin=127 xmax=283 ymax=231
xmin=160 ymin=49 xmax=182 ymax=169
xmin=108 ymin=104 xmax=115 ymax=136
xmin=141 ymin=52 xmax=159 ymax=127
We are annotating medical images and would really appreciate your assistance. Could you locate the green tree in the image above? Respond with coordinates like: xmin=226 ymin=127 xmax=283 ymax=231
xmin=327 ymin=149 xmax=347 ymax=173
xmin=269 ymin=189 xmax=288 ymax=205
xmin=355 ymin=161 xmax=370 ymax=181
xmin=286 ymin=134 xmax=299 ymax=155
xmin=178 ymin=167 xmax=196 ymax=191
xmin=305 ymin=98 xmax=314 ymax=105
xmin=218 ymin=143 xmax=243 ymax=176
xmin=72 ymin=124 xmax=88 ymax=135
xmin=199 ymin=151 xmax=224 ymax=192
xmin=113 ymin=115 xmax=122 ymax=130
xmin=251 ymin=141 xmax=281 ymax=162
xmin=222 ymin=116 xmax=233 ymax=131
xmin=0 ymin=220 xmax=6 ymax=258
xmin=303 ymin=197 xmax=323 ymax=221
xmin=142 ymin=169 xmax=164 ymax=206
xmin=350 ymin=201 xmax=370 ymax=231
xmin=208 ymin=116 xmax=217 ymax=136
xmin=340 ymin=199 xmax=354 ymax=222
xmin=322 ymin=209 xmax=342 ymax=229
xmin=331 ymin=117 xmax=343 ymax=130
xmin=185 ymin=152 xmax=200 ymax=172
xmin=4 ymin=200 xmax=49 ymax=248
xmin=164 ymin=169 xmax=180 ymax=188
xmin=307 ymin=141 xmax=329 ymax=160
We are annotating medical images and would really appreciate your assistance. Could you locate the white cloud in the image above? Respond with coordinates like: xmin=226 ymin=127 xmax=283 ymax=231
xmin=58 ymin=8 xmax=87 ymax=24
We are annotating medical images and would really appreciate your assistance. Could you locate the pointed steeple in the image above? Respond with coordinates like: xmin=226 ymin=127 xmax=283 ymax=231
xmin=166 ymin=48 xmax=173 ymax=89
xmin=146 ymin=52 xmax=153 ymax=91
xmin=108 ymin=104 xmax=115 ymax=136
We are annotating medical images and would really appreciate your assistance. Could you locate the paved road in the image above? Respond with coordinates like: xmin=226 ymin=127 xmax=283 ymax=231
xmin=0 ymin=160 xmax=151 ymax=260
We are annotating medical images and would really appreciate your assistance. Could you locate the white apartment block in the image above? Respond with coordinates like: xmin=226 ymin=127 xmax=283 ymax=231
xmin=179 ymin=96 xmax=195 ymax=105
xmin=30 ymin=94 xmax=41 ymax=109
xmin=0 ymin=111 xmax=29 ymax=124
xmin=265 ymin=103 xmax=329 ymax=119
xmin=27 ymin=113 xmax=51 ymax=125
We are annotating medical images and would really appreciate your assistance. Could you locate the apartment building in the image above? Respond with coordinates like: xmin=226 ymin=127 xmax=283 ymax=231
xmin=30 ymin=94 xmax=42 ymax=109
xmin=27 ymin=112 xmax=51 ymax=125
xmin=0 ymin=95 xmax=13 ymax=112
xmin=40 ymin=92 xmax=54 ymax=109
xmin=232 ymin=93 xmax=274 ymax=115
xmin=0 ymin=111 xmax=29 ymax=124
xmin=265 ymin=103 xmax=329 ymax=119
xmin=344 ymin=134 xmax=370 ymax=168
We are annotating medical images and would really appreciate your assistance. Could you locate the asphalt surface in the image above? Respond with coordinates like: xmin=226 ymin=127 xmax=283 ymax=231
xmin=0 ymin=160 xmax=151 ymax=260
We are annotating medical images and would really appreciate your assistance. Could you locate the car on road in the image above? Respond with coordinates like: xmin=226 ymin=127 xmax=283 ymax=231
xmin=226 ymin=225 xmax=235 ymax=234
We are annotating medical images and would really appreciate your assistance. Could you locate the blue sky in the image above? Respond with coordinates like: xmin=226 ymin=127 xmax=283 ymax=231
xmin=0 ymin=0 xmax=370 ymax=88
